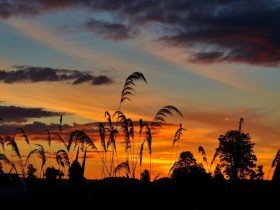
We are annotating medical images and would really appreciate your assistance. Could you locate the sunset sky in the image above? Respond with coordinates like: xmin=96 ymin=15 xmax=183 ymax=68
xmin=1 ymin=0 xmax=280 ymax=180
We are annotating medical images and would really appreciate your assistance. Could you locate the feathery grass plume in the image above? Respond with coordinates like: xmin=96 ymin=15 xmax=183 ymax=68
xmin=4 ymin=135 xmax=26 ymax=177
xmin=56 ymin=149 xmax=70 ymax=168
xmin=173 ymin=123 xmax=185 ymax=146
xmin=141 ymin=123 xmax=152 ymax=176
xmin=15 ymin=127 xmax=30 ymax=145
xmin=272 ymin=150 xmax=280 ymax=168
xmin=113 ymin=110 xmax=133 ymax=151
xmin=106 ymin=127 xmax=119 ymax=177
xmin=107 ymin=128 xmax=119 ymax=151
xmin=97 ymin=122 xmax=108 ymax=178
xmin=144 ymin=125 xmax=152 ymax=155
xmin=170 ymin=123 xmax=186 ymax=168
xmin=74 ymin=130 xmax=98 ymax=151
xmin=52 ymin=132 xmax=68 ymax=150
xmin=150 ymin=105 xmax=183 ymax=133
xmin=66 ymin=130 xmax=83 ymax=152
xmin=139 ymin=140 xmax=145 ymax=168
xmin=68 ymin=130 xmax=110 ymax=176
xmin=59 ymin=115 xmax=63 ymax=133
xmin=105 ymin=111 xmax=112 ymax=128
xmin=118 ymin=72 xmax=147 ymax=110
xmin=198 ymin=146 xmax=207 ymax=162
xmin=267 ymin=149 xmax=280 ymax=179
xmin=0 ymin=153 xmax=17 ymax=173
xmin=26 ymin=144 xmax=47 ymax=178
xmin=210 ymin=149 xmax=220 ymax=172
xmin=114 ymin=160 xmax=131 ymax=177
xmin=45 ymin=130 xmax=51 ymax=146
xmin=97 ymin=123 xmax=106 ymax=152
xmin=4 ymin=136 xmax=21 ymax=160
xmin=105 ymin=110 xmax=118 ymax=151
xmin=113 ymin=110 xmax=137 ymax=177
xmin=198 ymin=146 xmax=210 ymax=172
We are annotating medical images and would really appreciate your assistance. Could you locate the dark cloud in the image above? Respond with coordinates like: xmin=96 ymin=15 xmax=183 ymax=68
xmin=0 ymin=65 xmax=114 ymax=85
xmin=84 ymin=19 xmax=139 ymax=40
xmin=92 ymin=75 xmax=113 ymax=85
xmin=0 ymin=105 xmax=65 ymax=123
xmin=1 ymin=1 xmax=280 ymax=66
xmin=0 ymin=121 xmax=72 ymax=135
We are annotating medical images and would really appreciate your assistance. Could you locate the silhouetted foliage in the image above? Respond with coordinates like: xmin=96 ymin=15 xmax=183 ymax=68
xmin=250 ymin=165 xmax=264 ymax=180
xmin=140 ymin=169 xmax=150 ymax=183
xmin=169 ymin=151 xmax=211 ymax=209
xmin=216 ymin=130 xmax=257 ymax=181
xmin=169 ymin=151 xmax=206 ymax=178
xmin=68 ymin=160 xmax=84 ymax=187
xmin=44 ymin=166 xmax=63 ymax=188
xmin=26 ymin=164 xmax=37 ymax=179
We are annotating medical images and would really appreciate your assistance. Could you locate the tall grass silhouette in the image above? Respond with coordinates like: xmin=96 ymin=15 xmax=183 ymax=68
xmin=0 ymin=71 xmax=184 ymax=180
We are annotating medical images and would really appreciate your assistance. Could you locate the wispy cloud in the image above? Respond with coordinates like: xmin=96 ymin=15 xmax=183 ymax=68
xmin=4 ymin=18 xmax=121 ymax=69
xmin=0 ymin=65 xmax=114 ymax=85
xmin=1 ymin=0 xmax=280 ymax=66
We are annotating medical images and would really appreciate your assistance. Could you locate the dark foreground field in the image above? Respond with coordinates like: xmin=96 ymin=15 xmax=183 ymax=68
xmin=2 ymin=177 xmax=280 ymax=209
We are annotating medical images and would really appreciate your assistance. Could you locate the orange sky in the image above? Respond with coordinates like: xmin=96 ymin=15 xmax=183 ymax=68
xmin=1 ymin=119 xmax=278 ymax=180
xmin=1 ymin=1 xmax=280 ymax=181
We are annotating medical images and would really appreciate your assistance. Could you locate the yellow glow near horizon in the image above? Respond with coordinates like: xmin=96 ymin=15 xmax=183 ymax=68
xmin=0 ymin=122 xmax=276 ymax=180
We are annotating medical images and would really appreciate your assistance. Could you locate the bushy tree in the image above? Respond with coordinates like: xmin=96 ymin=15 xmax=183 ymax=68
xmin=169 ymin=151 xmax=207 ymax=179
xmin=140 ymin=169 xmax=150 ymax=183
xmin=216 ymin=130 xmax=257 ymax=181
xmin=26 ymin=164 xmax=37 ymax=179
xmin=68 ymin=160 xmax=84 ymax=187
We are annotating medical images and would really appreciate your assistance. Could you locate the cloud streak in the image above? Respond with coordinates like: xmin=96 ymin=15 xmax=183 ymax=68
xmin=84 ymin=18 xmax=140 ymax=40
xmin=0 ymin=105 xmax=66 ymax=123
xmin=0 ymin=65 xmax=114 ymax=85
xmin=1 ymin=0 xmax=280 ymax=66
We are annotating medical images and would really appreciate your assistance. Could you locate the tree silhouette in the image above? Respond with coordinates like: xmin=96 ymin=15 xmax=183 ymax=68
xmin=169 ymin=151 xmax=206 ymax=179
xmin=26 ymin=164 xmax=37 ymax=179
xmin=216 ymin=125 xmax=258 ymax=181
xmin=140 ymin=169 xmax=150 ymax=183
xmin=68 ymin=159 xmax=84 ymax=187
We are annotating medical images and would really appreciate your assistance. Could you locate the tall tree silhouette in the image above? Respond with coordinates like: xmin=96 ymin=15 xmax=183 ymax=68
xmin=169 ymin=150 xmax=206 ymax=178
xmin=216 ymin=119 xmax=258 ymax=181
